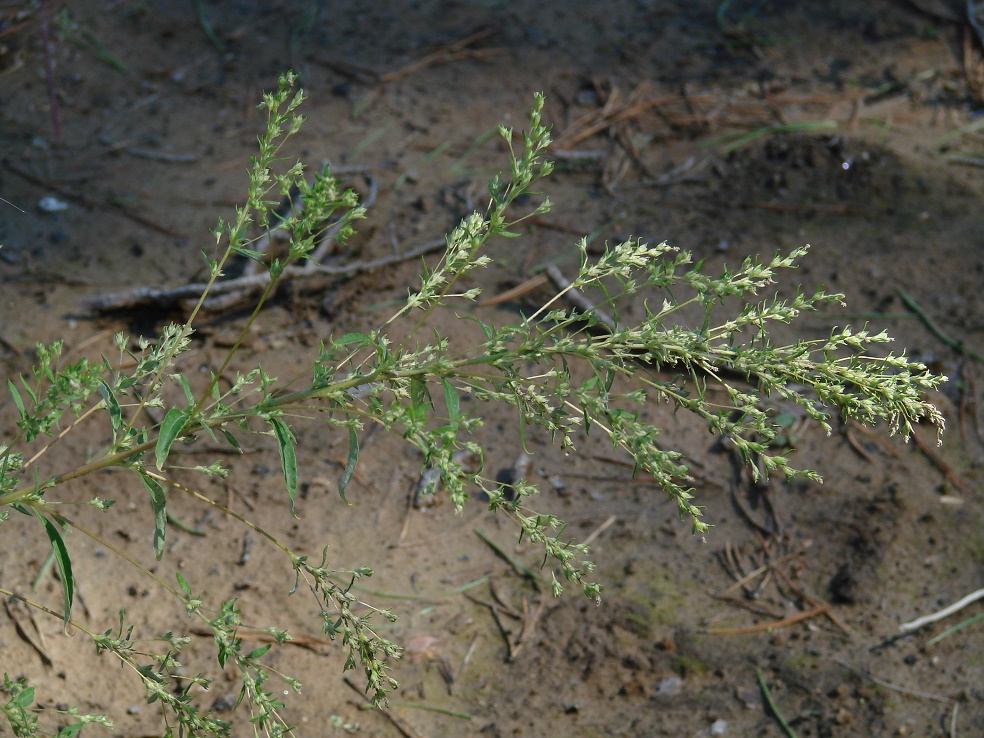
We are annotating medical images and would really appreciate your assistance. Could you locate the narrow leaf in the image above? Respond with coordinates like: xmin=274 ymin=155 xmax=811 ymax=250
xmin=338 ymin=426 xmax=359 ymax=503
xmin=220 ymin=428 xmax=243 ymax=453
xmin=19 ymin=375 xmax=37 ymax=403
xmin=98 ymin=380 xmax=122 ymax=434
xmin=7 ymin=379 xmax=26 ymax=420
xmin=270 ymin=417 xmax=298 ymax=514
xmin=138 ymin=471 xmax=168 ymax=560
xmin=174 ymin=374 xmax=195 ymax=406
xmin=334 ymin=332 xmax=370 ymax=346
xmin=245 ymin=644 xmax=272 ymax=660
xmin=176 ymin=571 xmax=192 ymax=597
xmin=155 ymin=408 xmax=190 ymax=470
xmin=37 ymin=514 xmax=74 ymax=625
xmin=441 ymin=377 xmax=460 ymax=423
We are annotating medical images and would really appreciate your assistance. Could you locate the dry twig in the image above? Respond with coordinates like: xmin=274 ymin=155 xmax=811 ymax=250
xmin=901 ymin=587 xmax=984 ymax=632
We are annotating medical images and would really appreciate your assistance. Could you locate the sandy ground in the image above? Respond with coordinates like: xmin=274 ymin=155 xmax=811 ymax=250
xmin=1 ymin=1 xmax=983 ymax=736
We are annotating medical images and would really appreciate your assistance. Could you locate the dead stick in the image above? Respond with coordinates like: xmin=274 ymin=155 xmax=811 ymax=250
xmin=722 ymin=550 xmax=805 ymax=594
xmin=478 ymin=273 xmax=548 ymax=306
xmin=3 ymin=159 xmax=183 ymax=238
xmin=849 ymin=421 xmax=900 ymax=458
xmin=706 ymin=603 xmax=830 ymax=635
xmin=843 ymin=426 xmax=876 ymax=464
xmin=544 ymin=263 xmax=616 ymax=331
xmin=580 ymin=514 xmax=617 ymax=547
xmin=380 ymin=28 xmax=500 ymax=83
xmin=343 ymin=677 xmax=426 ymax=738
xmin=81 ymin=238 xmax=446 ymax=312
xmin=769 ymin=565 xmax=850 ymax=634
xmin=910 ymin=428 xmax=971 ymax=495
xmin=710 ymin=593 xmax=786 ymax=620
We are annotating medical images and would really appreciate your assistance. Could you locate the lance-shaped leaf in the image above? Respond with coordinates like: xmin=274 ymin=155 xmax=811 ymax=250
xmin=155 ymin=408 xmax=190 ymax=470
xmin=8 ymin=379 xmax=26 ymax=420
xmin=138 ymin=471 xmax=168 ymax=560
xmin=97 ymin=380 xmax=122 ymax=435
xmin=338 ymin=426 xmax=359 ymax=503
xmin=270 ymin=416 xmax=298 ymax=514
xmin=441 ymin=377 xmax=460 ymax=425
xmin=36 ymin=513 xmax=74 ymax=625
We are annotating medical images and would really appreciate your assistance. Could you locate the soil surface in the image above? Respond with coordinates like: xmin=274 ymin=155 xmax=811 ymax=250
xmin=1 ymin=1 xmax=983 ymax=736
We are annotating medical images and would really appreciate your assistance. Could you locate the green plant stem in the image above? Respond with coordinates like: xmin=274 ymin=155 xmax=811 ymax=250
xmin=897 ymin=288 xmax=984 ymax=364
xmin=474 ymin=529 xmax=543 ymax=584
xmin=21 ymin=402 xmax=103 ymax=473
xmin=926 ymin=612 xmax=984 ymax=646
xmin=385 ymin=702 xmax=474 ymax=720
xmin=755 ymin=668 xmax=798 ymax=738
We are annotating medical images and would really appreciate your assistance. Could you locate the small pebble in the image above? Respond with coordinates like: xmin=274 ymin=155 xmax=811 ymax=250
xmin=38 ymin=196 xmax=69 ymax=213
xmin=653 ymin=675 xmax=683 ymax=698
xmin=710 ymin=718 xmax=728 ymax=735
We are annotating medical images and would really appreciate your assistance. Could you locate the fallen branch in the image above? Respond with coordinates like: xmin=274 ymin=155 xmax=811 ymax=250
xmin=706 ymin=603 xmax=830 ymax=635
xmin=3 ymin=159 xmax=183 ymax=238
xmin=544 ymin=263 xmax=616 ymax=331
xmin=81 ymin=238 xmax=446 ymax=313
xmin=901 ymin=587 xmax=984 ymax=632
xmin=910 ymin=427 xmax=971 ymax=496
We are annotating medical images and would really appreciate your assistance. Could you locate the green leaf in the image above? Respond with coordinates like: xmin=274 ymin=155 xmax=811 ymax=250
xmin=410 ymin=377 xmax=431 ymax=410
xmin=18 ymin=375 xmax=37 ymax=404
xmin=7 ymin=379 xmax=25 ymax=420
xmin=334 ymin=332 xmax=369 ymax=345
xmin=12 ymin=685 xmax=34 ymax=708
xmin=441 ymin=377 xmax=460 ymax=424
xmin=245 ymin=644 xmax=272 ymax=660
xmin=174 ymin=374 xmax=195 ymax=406
xmin=55 ymin=723 xmax=84 ymax=738
xmin=97 ymin=380 xmax=122 ymax=434
xmin=270 ymin=417 xmax=298 ymax=514
xmin=176 ymin=571 xmax=192 ymax=597
xmin=36 ymin=514 xmax=73 ymax=625
xmin=155 ymin=408 xmax=190 ymax=470
xmin=220 ymin=428 xmax=243 ymax=453
xmin=338 ymin=426 xmax=359 ymax=503
xmin=138 ymin=471 xmax=168 ymax=560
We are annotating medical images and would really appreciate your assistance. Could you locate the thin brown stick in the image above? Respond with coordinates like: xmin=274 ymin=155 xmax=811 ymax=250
xmin=0 ymin=333 xmax=22 ymax=355
xmin=580 ymin=514 xmax=617 ymax=547
xmin=843 ymin=425 xmax=876 ymax=463
xmin=478 ymin=273 xmax=548 ymax=306
xmin=379 ymin=28 xmax=502 ymax=83
xmin=544 ymin=263 xmax=616 ymax=331
xmin=722 ymin=550 xmax=805 ymax=594
xmin=770 ymin=564 xmax=851 ymax=635
xmin=706 ymin=603 xmax=830 ymax=635
xmin=730 ymin=485 xmax=774 ymax=537
xmin=510 ymin=597 xmax=546 ymax=660
xmin=343 ymin=677 xmax=426 ymax=738
xmin=847 ymin=421 xmax=900 ymax=458
xmin=911 ymin=427 xmax=971 ymax=495
xmin=710 ymin=594 xmax=787 ymax=619
xmin=2 ymin=159 xmax=183 ymax=238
